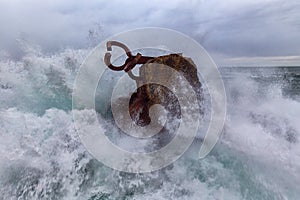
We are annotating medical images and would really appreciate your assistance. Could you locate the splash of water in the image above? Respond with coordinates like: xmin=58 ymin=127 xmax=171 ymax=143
xmin=0 ymin=47 xmax=299 ymax=199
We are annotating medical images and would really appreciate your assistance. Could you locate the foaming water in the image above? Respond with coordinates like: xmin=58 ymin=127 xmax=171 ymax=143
xmin=0 ymin=49 xmax=88 ymax=114
xmin=220 ymin=67 xmax=300 ymax=199
xmin=0 ymin=48 xmax=300 ymax=199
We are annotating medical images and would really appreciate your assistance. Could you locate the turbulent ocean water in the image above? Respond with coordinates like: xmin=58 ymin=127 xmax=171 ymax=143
xmin=0 ymin=48 xmax=299 ymax=200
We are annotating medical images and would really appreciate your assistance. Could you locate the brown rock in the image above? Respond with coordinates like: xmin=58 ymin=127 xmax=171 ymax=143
xmin=129 ymin=54 xmax=203 ymax=126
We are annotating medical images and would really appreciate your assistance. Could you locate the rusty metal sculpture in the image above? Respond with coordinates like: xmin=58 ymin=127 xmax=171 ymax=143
xmin=104 ymin=41 xmax=154 ymax=72
xmin=104 ymin=41 xmax=202 ymax=127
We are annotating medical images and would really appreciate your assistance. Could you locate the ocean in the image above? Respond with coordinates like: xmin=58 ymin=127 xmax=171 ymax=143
xmin=0 ymin=49 xmax=299 ymax=199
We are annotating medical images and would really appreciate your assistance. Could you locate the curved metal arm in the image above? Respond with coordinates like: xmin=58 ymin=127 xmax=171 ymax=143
xmin=104 ymin=40 xmax=154 ymax=72
xmin=106 ymin=41 xmax=132 ymax=57
xmin=104 ymin=41 xmax=133 ymax=71
xmin=104 ymin=52 xmax=126 ymax=71
xmin=128 ymin=70 xmax=143 ymax=81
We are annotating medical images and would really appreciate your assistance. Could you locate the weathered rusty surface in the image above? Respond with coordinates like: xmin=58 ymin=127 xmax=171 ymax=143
xmin=129 ymin=54 xmax=202 ymax=126
xmin=104 ymin=41 xmax=154 ymax=72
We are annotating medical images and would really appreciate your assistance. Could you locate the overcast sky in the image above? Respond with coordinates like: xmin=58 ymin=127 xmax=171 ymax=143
xmin=0 ymin=0 xmax=300 ymax=66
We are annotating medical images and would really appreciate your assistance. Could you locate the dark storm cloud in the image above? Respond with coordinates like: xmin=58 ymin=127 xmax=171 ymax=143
xmin=0 ymin=0 xmax=299 ymax=64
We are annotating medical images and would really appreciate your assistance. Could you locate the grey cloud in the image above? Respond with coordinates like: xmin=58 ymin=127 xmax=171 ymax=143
xmin=199 ymin=1 xmax=300 ymax=57
xmin=0 ymin=0 xmax=299 ymax=65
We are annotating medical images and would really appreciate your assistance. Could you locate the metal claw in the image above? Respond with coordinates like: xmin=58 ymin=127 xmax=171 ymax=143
xmin=104 ymin=41 xmax=154 ymax=73
xmin=104 ymin=41 xmax=132 ymax=71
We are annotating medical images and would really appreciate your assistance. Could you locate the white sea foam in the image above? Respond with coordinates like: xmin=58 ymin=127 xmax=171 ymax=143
xmin=0 ymin=48 xmax=299 ymax=199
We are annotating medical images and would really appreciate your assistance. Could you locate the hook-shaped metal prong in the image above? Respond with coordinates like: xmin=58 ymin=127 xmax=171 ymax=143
xmin=104 ymin=40 xmax=154 ymax=72
xmin=104 ymin=52 xmax=126 ymax=71
xmin=104 ymin=41 xmax=133 ymax=71
xmin=128 ymin=70 xmax=143 ymax=81
xmin=106 ymin=41 xmax=132 ymax=57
